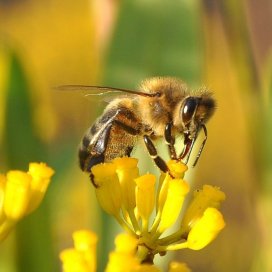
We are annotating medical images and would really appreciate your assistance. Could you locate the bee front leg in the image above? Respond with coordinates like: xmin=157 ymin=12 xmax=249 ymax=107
xmin=192 ymin=124 xmax=207 ymax=167
xmin=164 ymin=122 xmax=177 ymax=160
xmin=143 ymin=135 xmax=169 ymax=174
xmin=179 ymin=133 xmax=192 ymax=162
xmin=179 ymin=124 xmax=207 ymax=167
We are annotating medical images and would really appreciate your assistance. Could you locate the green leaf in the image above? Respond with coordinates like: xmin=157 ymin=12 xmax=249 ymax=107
xmin=2 ymin=49 xmax=56 ymax=272
xmin=103 ymin=0 xmax=203 ymax=88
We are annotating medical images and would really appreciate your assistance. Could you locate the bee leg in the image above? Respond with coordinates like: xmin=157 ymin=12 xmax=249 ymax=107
xmin=86 ymin=123 xmax=113 ymax=187
xmin=143 ymin=135 xmax=169 ymax=174
xmin=164 ymin=122 xmax=177 ymax=160
xmin=192 ymin=124 xmax=207 ymax=167
xmin=85 ymin=124 xmax=113 ymax=172
xmin=179 ymin=133 xmax=193 ymax=161
xmin=90 ymin=172 xmax=98 ymax=188
xmin=87 ymin=118 xmax=140 ymax=187
xmin=125 ymin=146 xmax=134 ymax=157
xmin=183 ymin=137 xmax=196 ymax=165
xmin=179 ymin=124 xmax=207 ymax=166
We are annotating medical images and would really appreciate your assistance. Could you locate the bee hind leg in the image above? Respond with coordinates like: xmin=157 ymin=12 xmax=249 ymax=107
xmin=86 ymin=116 xmax=139 ymax=187
xmin=84 ymin=123 xmax=113 ymax=187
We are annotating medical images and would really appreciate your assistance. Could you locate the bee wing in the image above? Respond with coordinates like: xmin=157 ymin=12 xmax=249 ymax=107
xmin=54 ymin=85 xmax=160 ymax=98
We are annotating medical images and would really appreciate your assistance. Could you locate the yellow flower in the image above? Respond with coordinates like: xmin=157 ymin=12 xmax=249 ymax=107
xmin=4 ymin=170 xmax=32 ymax=220
xmin=114 ymin=233 xmax=138 ymax=254
xmin=0 ymin=174 xmax=5 ymax=224
xmin=60 ymin=230 xmax=194 ymax=272
xmin=60 ymin=249 xmax=90 ymax=272
xmin=180 ymin=185 xmax=226 ymax=235
xmin=92 ymin=162 xmax=122 ymax=217
xmin=186 ymin=207 xmax=225 ymax=250
xmin=60 ymin=230 xmax=98 ymax=272
xmin=90 ymin=157 xmax=226 ymax=264
xmin=135 ymin=174 xmax=156 ymax=232
xmin=114 ymin=157 xmax=139 ymax=212
xmin=156 ymin=176 xmax=189 ymax=235
xmin=27 ymin=162 xmax=55 ymax=214
xmin=168 ymin=262 xmax=191 ymax=272
xmin=0 ymin=162 xmax=54 ymax=242
xmin=132 ymin=264 xmax=162 ymax=272
xmin=106 ymin=233 xmax=161 ymax=272
xmin=60 ymin=157 xmax=225 ymax=270
xmin=106 ymin=251 xmax=139 ymax=272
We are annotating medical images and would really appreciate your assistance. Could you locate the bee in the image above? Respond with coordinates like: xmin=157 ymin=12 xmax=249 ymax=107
xmin=59 ymin=77 xmax=215 ymax=185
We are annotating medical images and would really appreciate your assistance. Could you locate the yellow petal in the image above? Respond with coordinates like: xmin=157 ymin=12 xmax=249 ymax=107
xmin=132 ymin=264 xmax=161 ymax=272
xmin=186 ymin=207 xmax=225 ymax=250
xmin=4 ymin=171 xmax=31 ymax=220
xmin=105 ymin=252 xmax=139 ymax=272
xmin=168 ymin=262 xmax=191 ymax=272
xmin=92 ymin=163 xmax=122 ymax=216
xmin=135 ymin=174 xmax=156 ymax=227
xmin=113 ymin=157 xmax=139 ymax=211
xmin=114 ymin=233 xmax=138 ymax=254
xmin=158 ymin=177 xmax=189 ymax=234
xmin=73 ymin=229 xmax=98 ymax=251
xmin=60 ymin=248 xmax=90 ymax=272
xmin=0 ymin=174 xmax=6 ymax=223
xmin=167 ymin=160 xmax=188 ymax=179
xmin=26 ymin=162 xmax=55 ymax=214
xmin=72 ymin=230 xmax=97 ymax=272
xmin=28 ymin=162 xmax=55 ymax=187
xmin=180 ymin=185 xmax=225 ymax=233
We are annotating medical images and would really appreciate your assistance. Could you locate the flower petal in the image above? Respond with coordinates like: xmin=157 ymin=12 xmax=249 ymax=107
xmin=186 ymin=207 xmax=225 ymax=250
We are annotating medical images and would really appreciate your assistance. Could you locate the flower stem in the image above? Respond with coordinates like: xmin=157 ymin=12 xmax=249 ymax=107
xmin=156 ymin=241 xmax=188 ymax=252
xmin=128 ymin=209 xmax=141 ymax=235
xmin=114 ymin=214 xmax=135 ymax=236
xmin=158 ymin=229 xmax=186 ymax=246
xmin=137 ymin=245 xmax=154 ymax=264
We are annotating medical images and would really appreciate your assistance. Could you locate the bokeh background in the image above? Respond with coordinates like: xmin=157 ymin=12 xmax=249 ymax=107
xmin=0 ymin=0 xmax=272 ymax=271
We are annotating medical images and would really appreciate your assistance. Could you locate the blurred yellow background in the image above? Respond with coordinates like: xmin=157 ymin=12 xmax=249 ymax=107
xmin=0 ymin=0 xmax=272 ymax=271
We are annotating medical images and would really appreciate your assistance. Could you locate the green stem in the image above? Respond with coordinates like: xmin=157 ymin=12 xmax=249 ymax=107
xmin=114 ymin=214 xmax=135 ymax=236
xmin=156 ymin=241 xmax=188 ymax=252
xmin=157 ymin=229 xmax=185 ymax=246
xmin=137 ymin=245 xmax=154 ymax=264
xmin=0 ymin=219 xmax=15 ymax=242
xmin=128 ymin=209 xmax=141 ymax=235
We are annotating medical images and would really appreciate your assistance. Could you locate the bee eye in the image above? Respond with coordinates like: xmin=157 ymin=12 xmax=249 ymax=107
xmin=182 ymin=97 xmax=198 ymax=124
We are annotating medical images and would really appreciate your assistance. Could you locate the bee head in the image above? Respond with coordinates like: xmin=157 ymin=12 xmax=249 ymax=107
xmin=180 ymin=95 xmax=215 ymax=130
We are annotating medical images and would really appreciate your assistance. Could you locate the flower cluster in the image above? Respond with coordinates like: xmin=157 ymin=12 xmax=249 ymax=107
xmin=0 ymin=162 xmax=54 ymax=241
xmin=60 ymin=230 xmax=192 ymax=272
xmin=91 ymin=157 xmax=225 ymax=263
xmin=60 ymin=230 xmax=98 ymax=272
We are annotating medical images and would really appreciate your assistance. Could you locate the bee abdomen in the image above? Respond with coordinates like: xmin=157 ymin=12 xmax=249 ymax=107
xmin=79 ymin=106 xmax=141 ymax=172
xmin=78 ymin=134 xmax=90 ymax=170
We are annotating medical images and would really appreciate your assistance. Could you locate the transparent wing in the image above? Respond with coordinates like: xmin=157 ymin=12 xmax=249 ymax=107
xmin=54 ymin=85 xmax=159 ymax=98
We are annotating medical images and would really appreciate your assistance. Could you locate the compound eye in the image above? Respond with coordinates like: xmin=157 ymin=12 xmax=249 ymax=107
xmin=182 ymin=97 xmax=198 ymax=124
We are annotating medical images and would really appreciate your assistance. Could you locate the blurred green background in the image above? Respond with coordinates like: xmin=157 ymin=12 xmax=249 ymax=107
xmin=0 ymin=0 xmax=272 ymax=271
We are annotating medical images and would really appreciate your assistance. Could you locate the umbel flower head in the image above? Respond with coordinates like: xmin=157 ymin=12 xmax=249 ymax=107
xmin=0 ymin=162 xmax=54 ymax=241
xmin=60 ymin=230 xmax=192 ymax=272
xmin=91 ymin=157 xmax=225 ymax=264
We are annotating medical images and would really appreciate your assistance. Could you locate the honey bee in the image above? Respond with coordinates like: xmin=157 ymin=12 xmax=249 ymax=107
xmin=59 ymin=77 xmax=215 ymax=185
